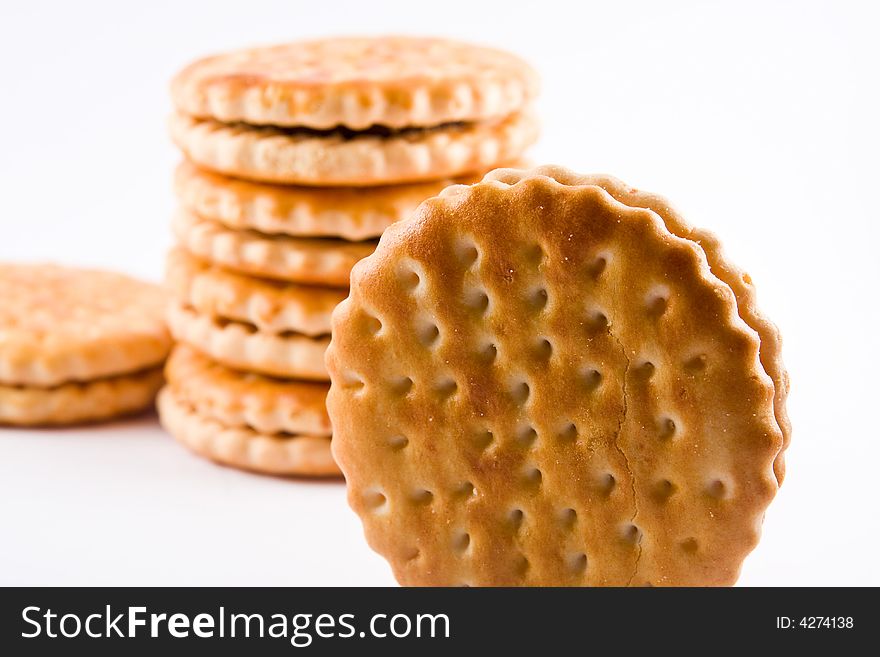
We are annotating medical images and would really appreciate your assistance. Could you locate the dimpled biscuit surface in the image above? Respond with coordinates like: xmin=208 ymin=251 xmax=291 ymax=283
xmin=326 ymin=168 xmax=784 ymax=586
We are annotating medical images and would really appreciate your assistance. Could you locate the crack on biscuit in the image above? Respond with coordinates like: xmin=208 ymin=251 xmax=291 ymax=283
xmin=605 ymin=324 xmax=641 ymax=586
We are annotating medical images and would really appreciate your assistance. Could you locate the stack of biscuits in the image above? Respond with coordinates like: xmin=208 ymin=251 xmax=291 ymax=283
xmin=0 ymin=264 xmax=170 ymax=427
xmin=158 ymin=36 xmax=539 ymax=477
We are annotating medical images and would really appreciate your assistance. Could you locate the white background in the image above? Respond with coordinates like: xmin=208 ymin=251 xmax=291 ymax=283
xmin=1 ymin=0 xmax=877 ymax=586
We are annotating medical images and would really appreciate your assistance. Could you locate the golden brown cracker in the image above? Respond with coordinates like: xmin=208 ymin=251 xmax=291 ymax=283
xmin=171 ymin=209 xmax=375 ymax=287
xmin=326 ymin=167 xmax=784 ymax=586
xmin=0 ymin=263 xmax=170 ymax=386
xmin=174 ymin=160 xmax=486 ymax=241
xmin=0 ymin=367 xmax=163 ymax=426
xmin=165 ymin=345 xmax=330 ymax=436
xmin=171 ymin=36 xmax=538 ymax=130
xmin=167 ymin=302 xmax=328 ymax=380
xmin=168 ymin=110 xmax=538 ymax=187
xmin=165 ymin=248 xmax=345 ymax=336
xmin=158 ymin=387 xmax=339 ymax=477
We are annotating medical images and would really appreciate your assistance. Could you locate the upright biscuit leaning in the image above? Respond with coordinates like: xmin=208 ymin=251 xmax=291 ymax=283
xmin=326 ymin=167 xmax=787 ymax=586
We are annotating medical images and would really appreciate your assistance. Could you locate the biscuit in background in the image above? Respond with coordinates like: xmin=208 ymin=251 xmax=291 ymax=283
xmin=0 ymin=264 xmax=170 ymax=426
xmin=169 ymin=36 xmax=539 ymax=186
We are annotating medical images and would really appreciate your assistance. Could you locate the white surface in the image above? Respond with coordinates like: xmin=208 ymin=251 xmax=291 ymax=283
xmin=1 ymin=0 xmax=878 ymax=586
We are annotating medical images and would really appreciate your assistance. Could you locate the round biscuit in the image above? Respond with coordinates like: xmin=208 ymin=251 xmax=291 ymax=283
xmin=172 ymin=209 xmax=375 ymax=287
xmin=326 ymin=168 xmax=785 ymax=586
xmin=165 ymin=345 xmax=330 ymax=436
xmin=0 ymin=367 xmax=164 ymax=426
xmin=171 ymin=36 xmax=538 ymax=130
xmin=167 ymin=303 xmax=328 ymax=380
xmin=175 ymin=160 xmax=487 ymax=241
xmin=165 ymin=248 xmax=346 ymax=336
xmin=168 ymin=110 xmax=538 ymax=187
xmin=0 ymin=264 xmax=171 ymax=386
xmin=158 ymin=387 xmax=339 ymax=477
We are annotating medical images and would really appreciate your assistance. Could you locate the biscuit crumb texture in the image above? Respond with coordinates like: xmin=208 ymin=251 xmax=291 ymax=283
xmin=327 ymin=167 xmax=787 ymax=586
